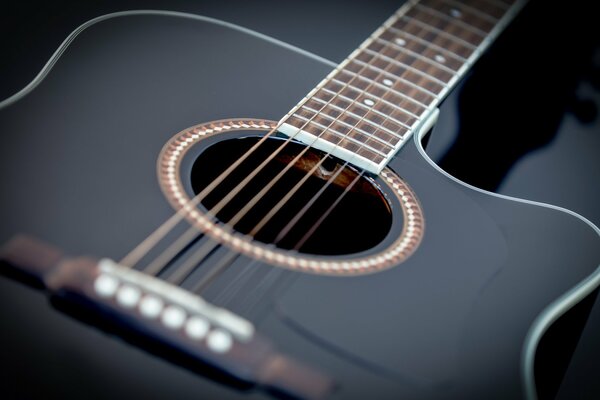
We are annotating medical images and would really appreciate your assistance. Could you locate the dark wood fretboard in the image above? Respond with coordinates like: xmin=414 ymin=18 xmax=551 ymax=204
xmin=278 ymin=0 xmax=526 ymax=174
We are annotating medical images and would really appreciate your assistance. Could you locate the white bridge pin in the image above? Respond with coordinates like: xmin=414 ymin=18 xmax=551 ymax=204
xmin=185 ymin=316 xmax=210 ymax=340
xmin=206 ymin=329 xmax=233 ymax=353
xmin=94 ymin=274 xmax=119 ymax=298
xmin=161 ymin=305 xmax=186 ymax=330
xmin=139 ymin=295 xmax=164 ymax=319
xmin=116 ymin=285 xmax=141 ymax=308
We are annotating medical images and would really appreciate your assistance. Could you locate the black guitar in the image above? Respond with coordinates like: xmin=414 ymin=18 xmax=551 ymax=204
xmin=1 ymin=1 xmax=599 ymax=399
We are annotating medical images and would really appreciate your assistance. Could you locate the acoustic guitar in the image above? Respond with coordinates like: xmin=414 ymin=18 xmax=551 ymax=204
xmin=1 ymin=1 xmax=598 ymax=399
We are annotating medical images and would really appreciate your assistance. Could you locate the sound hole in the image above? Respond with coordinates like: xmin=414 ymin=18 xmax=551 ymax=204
xmin=190 ymin=136 xmax=393 ymax=256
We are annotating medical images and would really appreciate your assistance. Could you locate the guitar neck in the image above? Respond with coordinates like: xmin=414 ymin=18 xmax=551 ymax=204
xmin=278 ymin=0 xmax=527 ymax=174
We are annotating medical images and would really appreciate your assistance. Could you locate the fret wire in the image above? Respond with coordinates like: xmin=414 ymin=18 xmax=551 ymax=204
xmin=414 ymin=3 xmax=488 ymax=37
xmin=363 ymin=48 xmax=451 ymax=87
xmin=277 ymin=66 xmax=392 ymax=166
xmin=387 ymin=26 xmax=468 ymax=62
xmin=291 ymin=114 xmax=390 ymax=157
xmin=399 ymin=15 xmax=478 ymax=50
xmin=307 ymin=94 xmax=409 ymax=139
xmin=391 ymin=20 xmax=474 ymax=60
xmin=311 ymin=89 xmax=412 ymax=135
xmin=300 ymin=104 xmax=401 ymax=146
xmin=301 ymin=102 xmax=402 ymax=144
xmin=277 ymin=2 xmax=419 ymax=167
xmin=326 ymin=79 xmax=422 ymax=126
xmin=302 ymin=104 xmax=394 ymax=150
xmin=305 ymin=50 xmax=424 ymax=159
xmin=351 ymin=59 xmax=439 ymax=98
xmin=279 ymin=0 xmax=523 ymax=173
xmin=405 ymin=6 xmax=488 ymax=55
xmin=422 ymin=0 xmax=497 ymax=32
xmin=373 ymin=37 xmax=458 ymax=74
xmin=440 ymin=0 xmax=499 ymax=23
xmin=361 ymin=36 xmax=459 ymax=104
xmin=277 ymin=0 xmax=524 ymax=174
xmin=290 ymin=1 xmax=459 ymax=164
xmin=312 ymin=1 xmax=452 ymax=162
xmin=336 ymin=69 xmax=429 ymax=113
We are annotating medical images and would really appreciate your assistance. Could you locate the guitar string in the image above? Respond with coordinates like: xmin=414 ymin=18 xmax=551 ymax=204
xmin=170 ymin=12 xmax=487 ymax=322
xmin=120 ymin=129 xmax=282 ymax=267
xmin=149 ymin=12 xmax=438 ymax=292
xmin=121 ymin=0 xmax=460 ymax=272
xmin=122 ymin=11 xmax=395 ymax=272
xmin=121 ymin=3 xmax=471 ymax=312
xmin=214 ymin=15 xmax=473 ymax=312
xmin=157 ymin=112 xmax=371 ymax=288
xmin=211 ymin=157 xmax=359 ymax=305
xmin=189 ymin=155 xmax=357 ymax=294
xmin=185 ymin=18 xmax=458 ymax=307
xmin=163 ymin=151 xmax=337 ymax=287
xmin=136 ymin=45 xmax=385 ymax=279
xmin=120 ymin=0 xmax=487 ymax=270
xmin=144 ymin=6 xmax=462 ymax=310
xmin=131 ymin=5 xmax=422 ymax=278
xmin=224 ymin=169 xmax=364 ymax=314
xmin=245 ymin=173 xmax=364 ymax=318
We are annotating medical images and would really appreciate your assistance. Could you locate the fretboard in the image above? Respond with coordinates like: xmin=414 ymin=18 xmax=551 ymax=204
xmin=278 ymin=0 xmax=526 ymax=174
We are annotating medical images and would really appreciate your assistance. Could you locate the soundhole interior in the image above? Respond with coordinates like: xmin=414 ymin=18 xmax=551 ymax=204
xmin=190 ymin=136 xmax=393 ymax=256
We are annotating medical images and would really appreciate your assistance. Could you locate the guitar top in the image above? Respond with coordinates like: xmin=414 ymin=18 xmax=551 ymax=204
xmin=0 ymin=1 xmax=599 ymax=399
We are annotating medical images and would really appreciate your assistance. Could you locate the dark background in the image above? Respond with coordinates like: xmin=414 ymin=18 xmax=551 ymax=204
xmin=0 ymin=0 xmax=598 ymax=398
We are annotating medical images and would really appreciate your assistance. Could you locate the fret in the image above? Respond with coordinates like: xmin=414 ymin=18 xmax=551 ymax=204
xmin=403 ymin=9 xmax=485 ymax=48
xmin=291 ymin=112 xmax=391 ymax=157
xmin=414 ymin=3 xmax=491 ymax=36
xmin=354 ymin=52 xmax=446 ymax=95
xmin=396 ymin=16 xmax=477 ymax=53
xmin=440 ymin=0 xmax=500 ymax=23
xmin=277 ymin=0 xmax=526 ymax=174
xmin=334 ymin=77 xmax=423 ymax=120
xmin=382 ymin=28 xmax=467 ymax=66
xmin=310 ymin=92 xmax=410 ymax=139
xmin=317 ymin=87 xmax=414 ymax=137
xmin=349 ymin=59 xmax=438 ymax=101
xmin=362 ymin=48 xmax=450 ymax=88
xmin=301 ymin=102 xmax=402 ymax=146
xmin=315 ymin=86 xmax=414 ymax=133
xmin=295 ymin=107 xmax=395 ymax=154
xmin=388 ymin=24 xmax=473 ymax=61
xmin=285 ymin=115 xmax=386 ymax=164
xmin=336 ymin=69 xmax=429 ymax=114
xmin=374 ymin=37 xmax=458 ymax=73
xmin=366 ymin=41 xmax=456 ymax=83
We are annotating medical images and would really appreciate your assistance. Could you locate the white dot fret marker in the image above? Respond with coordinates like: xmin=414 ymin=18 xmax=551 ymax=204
xmin=94 ymin=274 xmax=119 ymax=298
xmin=363 ymin=98 xmax=375 ymax=107
xmin=207 ymin=329 xmax=233 ymax=353
xmin=116 ymin=285 xmax=141 ymax=308
xmin=435 ymin=54 xmax=446 ymax=64
xmin=394 ymin=37 xmax=406 ymax=46
xmin=450 ymin=9 xmax=462 ymax=18
xmin=185 ymin=316 xmax=210 ymax=340
xmin=383 ymin=78 xmax=393 ymax=86
xmin=139 ymin=295 xmax=163 ymax=319
xmin=162 ymin=305 xmax=186 ymax=330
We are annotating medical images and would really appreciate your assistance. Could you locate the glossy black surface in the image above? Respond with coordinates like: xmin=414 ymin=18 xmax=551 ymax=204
xmin=0 ymin=2 xmax=599 ymax=400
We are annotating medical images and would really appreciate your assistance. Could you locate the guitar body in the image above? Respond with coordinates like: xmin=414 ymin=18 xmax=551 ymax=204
xmin=1 ymin=12 xmax=599 ymax=400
